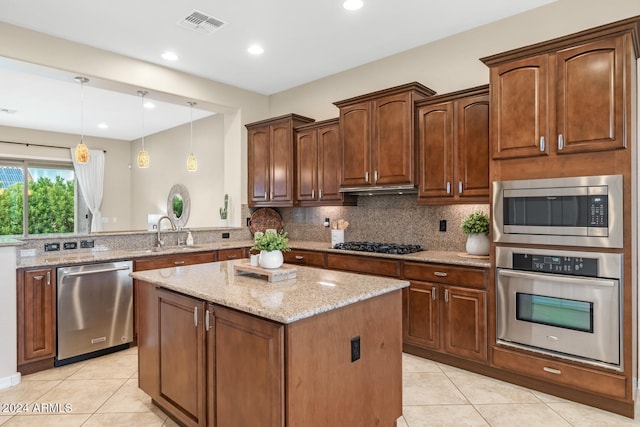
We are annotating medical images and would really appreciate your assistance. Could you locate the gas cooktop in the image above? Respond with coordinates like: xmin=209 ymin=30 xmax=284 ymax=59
xmin=333 ymin=241 xmax=423 ymax=255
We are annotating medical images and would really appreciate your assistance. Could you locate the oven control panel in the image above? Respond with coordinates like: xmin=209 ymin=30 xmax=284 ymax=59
xmin=513 ymin=253 xmax=597 ymax=277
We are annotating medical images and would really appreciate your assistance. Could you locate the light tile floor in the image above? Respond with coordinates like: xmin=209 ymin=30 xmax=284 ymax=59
xmin=1 ymin=348 xmax=639 ymax=426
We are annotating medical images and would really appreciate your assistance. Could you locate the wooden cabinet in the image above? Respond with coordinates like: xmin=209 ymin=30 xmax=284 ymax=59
xmin=295 ymin=119 xmax=356 ymax=206
xmin=334 ymin=83 xmax=435 ymax=189
xmin=134 ymin=251 xmax=216 ymax=271
xmin=483 ymin=32 xmax=634 ymax=161
xmin=416 ymin=85 xmax=489 ymax=204
xmin=402 ymin=262 xmax=487 ymax=362
xmin=17 ymin=268 xmax=56 ymax=369
xmin=326 ymin=253 xmax=400 ymax=277
xmin=217 ymin=247 xmax=247 ymax=261
xmin=283 ymin=249 xmax=326 ymax=267
xmin=247 ymin=114 xmax=315 ymax=207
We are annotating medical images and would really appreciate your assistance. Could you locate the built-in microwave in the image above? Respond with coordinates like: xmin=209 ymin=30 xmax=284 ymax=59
xmin=493 ymin=175 xmax=623 ymax=248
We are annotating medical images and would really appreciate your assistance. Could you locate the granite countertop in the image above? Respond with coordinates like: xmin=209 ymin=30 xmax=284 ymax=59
xmin=130 ymin=259 xmax=409 ymax=324
xmin=16 ymin=239 xmax=490 ymax=269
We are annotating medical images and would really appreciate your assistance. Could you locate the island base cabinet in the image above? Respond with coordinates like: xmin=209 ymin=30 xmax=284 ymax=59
xmin=286 ymin=290 xmax=403 ymax=427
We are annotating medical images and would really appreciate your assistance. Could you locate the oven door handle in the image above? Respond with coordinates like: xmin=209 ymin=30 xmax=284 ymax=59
xmin=497 ymin=269 xmax=617 ymax=288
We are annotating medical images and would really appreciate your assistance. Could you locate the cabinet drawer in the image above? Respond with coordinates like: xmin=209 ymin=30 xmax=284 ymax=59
xmin=326 ymin=253 xmax=400 ymax=277
xmin=403 ymin=262 xmax=487 ymax=288
xmin=134 ymin=252 xmax=216 ymax=271
xmin=218 ymin=247 xmax=247 ymax=261
xmin=492 ymin=346 xmax=627 ymax=399
xmin=284 ymin=250 xmax=326 ymax=267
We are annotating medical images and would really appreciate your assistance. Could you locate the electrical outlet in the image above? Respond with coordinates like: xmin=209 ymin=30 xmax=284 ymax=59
xmin=63 ymin=241 xmax=77 ymax=250
xmin=44 ymin=242 xmax=60 ymax=252
xmin=439 ymin=219 xmax=447 ymax=232
xmin=80 ymin=239 xmax=94 ymax=248
xmin=351 ymin=336 xmax=361 ymax=362
xmin=222 ymin=232 xmax=230 ymax=239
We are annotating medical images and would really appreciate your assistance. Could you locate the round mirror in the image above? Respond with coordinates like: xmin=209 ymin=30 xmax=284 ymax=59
xmin=167 ymin=184 xmax=190 ymax=229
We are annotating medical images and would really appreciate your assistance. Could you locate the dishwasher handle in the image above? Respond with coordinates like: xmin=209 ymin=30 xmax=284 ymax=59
xmin=60 ymin=265 xmax=131 ymax=278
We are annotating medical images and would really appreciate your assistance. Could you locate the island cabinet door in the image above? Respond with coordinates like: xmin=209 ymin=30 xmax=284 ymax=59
xmin=155 ymin=288 xmax=207 ymax=427
xmin=213 ymin=305 xmax=284 ymax=427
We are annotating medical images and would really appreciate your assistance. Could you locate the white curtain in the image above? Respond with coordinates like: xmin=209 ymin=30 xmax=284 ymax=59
xmin=71 ymin=149 xmax=105 ymax=232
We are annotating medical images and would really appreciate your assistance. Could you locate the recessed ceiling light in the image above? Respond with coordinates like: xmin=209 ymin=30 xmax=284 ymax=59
xmin=248 ymin=44 xmax=264 ymax=55
xmin=161 ymin=51 xmax=178 ymax=61
xmin=97 ymin=123 xmax=108 ymax=129
xmin=144 ymin=101 xmax=155 ymax=109
xmin=343 ymin=0 xmax=363 ymax=11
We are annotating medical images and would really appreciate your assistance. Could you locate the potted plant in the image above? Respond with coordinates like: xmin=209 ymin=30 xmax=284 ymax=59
xmin=219 ymin=194 xmax=228 ymax=226
xmin=461 ymin=211 xmax=490 ymax=256
xmin=251 ymin=230 xmax=290 ymax=269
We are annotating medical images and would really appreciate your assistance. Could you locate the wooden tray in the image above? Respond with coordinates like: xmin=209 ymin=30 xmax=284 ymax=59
xmin=457 ymin=252 xmax=490 ymax=260
xmin=248 ymin=208 xmax=283 ymax=234
xmin=234 ymin=262 xmax=297 ymax=282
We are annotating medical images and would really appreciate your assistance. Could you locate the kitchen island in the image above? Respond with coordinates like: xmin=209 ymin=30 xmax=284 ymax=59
xmin=131 ymin=259 xmax=409 ymax=427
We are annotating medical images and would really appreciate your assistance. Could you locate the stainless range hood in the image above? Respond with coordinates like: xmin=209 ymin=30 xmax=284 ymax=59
xmin=339 ymin=184 xmax=418 ymax=196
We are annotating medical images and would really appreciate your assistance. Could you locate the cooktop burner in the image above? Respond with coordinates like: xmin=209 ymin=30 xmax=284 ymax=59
xmin=333 ymin=241 xmax=423 ymax=255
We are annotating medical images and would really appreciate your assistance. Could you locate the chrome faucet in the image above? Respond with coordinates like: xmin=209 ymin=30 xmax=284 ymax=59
xmin=156 ymin=215 xmax=176 ymax=247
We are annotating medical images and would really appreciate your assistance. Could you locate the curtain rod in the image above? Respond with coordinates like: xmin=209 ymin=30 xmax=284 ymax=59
xmin=0 ymin=140 xmax=106 ymax=153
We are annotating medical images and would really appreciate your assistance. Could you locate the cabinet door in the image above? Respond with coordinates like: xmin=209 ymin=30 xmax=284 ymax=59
xmin=156 ymin=289 xmax=207 ymax=427
xmin=417 ymin=102 xmax=454 ymax=199
xmin=403 ymin=282 xmax=439 ymax=350
xmin=455 ymin=94 xmax=489 ymax=198
xmin=441 ymin=286 xmax=486 ymax=362
xmin=317 ymin=124 xmax=343 ymax=202
xmin=19 ymin=268 xmax=56 ymax=363
xmin=214 ymin=305 xmax=284 ymax=427
xmin=295 ymin=128 xmax=318 ymax=202
xmin=340 ymin=101 xmax=371 ymax=187
xmin=248 ymin=126 xmax=271 ymax=205
xmin=491 ymin=54 xmax=550 ymax=159
xmin=270 ymin=121 xmax=294 ymax=204
xmin=373 ymin=92 xmax=414 ymax=185
xmin=283 ymin=249 xmax=326 ymax=267
xmin=556 ymin=37 xmax=625 ymax=154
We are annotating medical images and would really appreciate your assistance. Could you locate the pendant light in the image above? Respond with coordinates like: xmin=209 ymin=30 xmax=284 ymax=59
xmin=137 ymin=90 xmax=150 ymax=168
xmin=186 ymin=101 xmax=198 ymax=172
xmin=74 ymin=77 xmax=90 ymax=163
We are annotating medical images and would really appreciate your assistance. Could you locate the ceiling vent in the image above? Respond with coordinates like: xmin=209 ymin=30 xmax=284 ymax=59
xmin=178 ymin=10 xmax=226 ymax=35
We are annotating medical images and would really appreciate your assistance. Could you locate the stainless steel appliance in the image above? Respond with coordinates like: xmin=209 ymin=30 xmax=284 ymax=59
xmin=333 ymin=241 xmax=423 ymax=254
xmin=493 ymin=175 xmax=623 ymax=248
xmin=496 ymin=246 xmax=623 ymax=370
xmin=56 ymin=261 xmax=133 ymax=365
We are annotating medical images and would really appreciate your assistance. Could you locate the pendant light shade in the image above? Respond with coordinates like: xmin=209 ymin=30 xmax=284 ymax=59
xmin=137 ymin=91 xmax=150 ymax=168
xmin=74 ymin=77 xmax=90 ymax=163
xmin=187 ymin=101 xmax=198 ymax=172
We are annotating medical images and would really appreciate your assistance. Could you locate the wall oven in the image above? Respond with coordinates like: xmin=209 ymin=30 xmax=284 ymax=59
xmin=493 ymin=175 xmax=623 ymax=248
xmin=496 ymin=246 xmax=623 ymax=371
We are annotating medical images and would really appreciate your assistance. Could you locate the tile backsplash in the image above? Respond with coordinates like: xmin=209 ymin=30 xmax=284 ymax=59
xmin=254 ymin=195 xmax=489 ymax=252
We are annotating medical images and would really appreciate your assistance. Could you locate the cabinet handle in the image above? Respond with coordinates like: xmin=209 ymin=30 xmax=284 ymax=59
xmin=226 ymin=255 xmax=237 ymax=259
xmin=33 ymin=275 xmax=44 ymax=280
xmin=365 ymin=171 xmax=369 ymax=183
xmin=264 ymin=191 xmax=267 ymax=200
xmin=446 ymin=182 xmax=451 ymax=194
xmin=434 ymin=271 xmax=448 ymax=277
xmin=194 ymin=306 xmax=199 ymax=327
xmin=458 ymin=181 xmax=463 ymax=194
xmin=432 ymin=287 xmax=437 ymax=301
xmin=174 ymin=260 xmax=185 ymax=265
xmin=295 ymin=255 xmax=304 ymax=260
xmin=558 ymin=134 xmax=564 ymax=150
xmin=270 ymin=191 xmax=273 ymax=200
xmin=374 ymin=170 xmax=378 ymax=183
xmin=46 ymin=271 xmax=51 ymax=286
xmin=444 ymin=289 xmax=449 ymax=303
xmin=540 ymin=136 xmax=545 ymax=152
xmin=543 ymin=367 xmax=561 ymax=375
xmin=319 ymin=189 xmax=322 ymax=199
xmin=205 ymin=309 xmax=212 ymax=331
xmin=312 ymin=189 xmax=315 ymax=199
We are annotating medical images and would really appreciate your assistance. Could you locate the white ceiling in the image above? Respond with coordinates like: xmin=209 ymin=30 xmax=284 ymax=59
xmin=0 ymin=0 xmax=557 ymax=141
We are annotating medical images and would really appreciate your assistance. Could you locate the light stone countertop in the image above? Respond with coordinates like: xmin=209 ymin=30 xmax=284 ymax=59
xmin=130 ymin=259 xmax=409 ymax=324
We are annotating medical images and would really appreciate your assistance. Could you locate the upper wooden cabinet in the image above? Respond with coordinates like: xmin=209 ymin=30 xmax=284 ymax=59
xmin=247 ymin=114 xmax=315 ymax=207
xmin=334 ymin=83 xmax=435 ymax=189
xmin=415 ymin=85 xmax=489 ymax=204
xmin=482 ymin=19 xmax=639 ymax=160
xmin=294 ymin=119 xmax=356 ymax=206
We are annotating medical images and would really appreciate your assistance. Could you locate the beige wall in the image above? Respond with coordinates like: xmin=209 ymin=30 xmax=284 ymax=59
xmin=269 ymin=0 xmax=640 ymax=119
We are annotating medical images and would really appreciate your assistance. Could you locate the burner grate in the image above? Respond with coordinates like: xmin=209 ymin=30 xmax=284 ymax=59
xmin=333 ymin=241 xmax=423 ymax=255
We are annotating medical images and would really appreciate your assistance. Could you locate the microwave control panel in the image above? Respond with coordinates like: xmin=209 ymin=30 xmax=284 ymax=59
xmin=513 ymin=253 xmax=598 ymax=277
xmin=588 ymin=195 xmax=608 ymax=227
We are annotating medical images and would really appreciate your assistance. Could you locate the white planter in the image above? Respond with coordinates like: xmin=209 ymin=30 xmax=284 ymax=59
xmin=465 ymin=233 xmax=490 ymax=256
xmin=259 ymin=250 xmax=284 ymax=269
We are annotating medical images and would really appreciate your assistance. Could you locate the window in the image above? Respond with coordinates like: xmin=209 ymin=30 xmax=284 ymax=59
xmin=0 ymin=160 xmax=87 ymax=236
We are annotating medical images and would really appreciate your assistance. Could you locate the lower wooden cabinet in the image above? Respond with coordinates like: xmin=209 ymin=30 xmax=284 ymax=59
xmin=402 ymin=262 xmax=487 ymax=362
xmin=283 ymin=249 xmax=326 ymax=267
xmin=17 ymin=268 xmax=56 ymax=370
xmin=217 ymin=247 xmax=248 ymax=261
xmin=134 ymin=251 xmax=216 ymax=271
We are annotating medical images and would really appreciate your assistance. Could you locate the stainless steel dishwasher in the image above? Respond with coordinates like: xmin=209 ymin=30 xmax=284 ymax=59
xmin=56 ymin=260 xmax=133 ymax=366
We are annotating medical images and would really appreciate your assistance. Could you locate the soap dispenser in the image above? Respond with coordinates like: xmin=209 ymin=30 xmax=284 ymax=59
xmin=186 ymin=231 xmax=194 ymax=246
